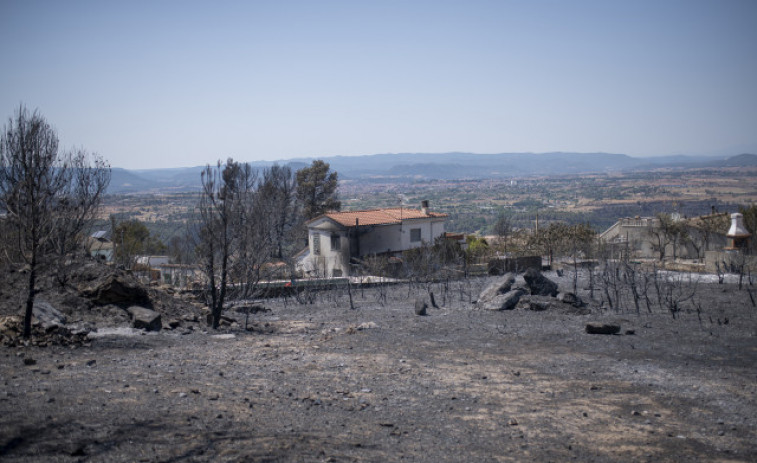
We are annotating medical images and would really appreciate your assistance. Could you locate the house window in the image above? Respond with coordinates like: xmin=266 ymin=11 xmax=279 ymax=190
xmin=410 ymin=228 xmax=422 ymax=242
xmin=331 ymin=234 xmax=340 ymax=250
xmin=312 ymin=233 xmax=321 ymax=255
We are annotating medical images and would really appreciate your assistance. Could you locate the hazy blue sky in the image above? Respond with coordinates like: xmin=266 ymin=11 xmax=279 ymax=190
xmin=1 ymin=0 xmax=755 ymax=169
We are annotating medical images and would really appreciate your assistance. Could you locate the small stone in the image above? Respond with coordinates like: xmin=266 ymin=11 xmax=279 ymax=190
xmin=508 ymin=418 xmax=518 ymax=426
xmin=585 ymin=323 xmax=621 ymax=335
xmin=414 ymin=299 xmax=427 ymax=316
xmin=23 ymin=358 xmax=36 ymax=366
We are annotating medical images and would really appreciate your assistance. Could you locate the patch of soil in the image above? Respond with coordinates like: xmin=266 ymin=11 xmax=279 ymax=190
xmin=0 ymin=272 xmax=756 ymax=462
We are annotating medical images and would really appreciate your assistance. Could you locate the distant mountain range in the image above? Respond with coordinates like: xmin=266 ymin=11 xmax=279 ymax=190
xmin=108 ymin=152 xmax=757 ymax=194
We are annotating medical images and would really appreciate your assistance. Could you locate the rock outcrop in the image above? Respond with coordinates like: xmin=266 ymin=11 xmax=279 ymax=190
xmin=81 ymin=274 xmax=149 ymax=306
xmin=481 ymin=289 xmax=526 ymax=311
xmin=477 ymin=273 xmax=516 ymax=307
xmin=523 ymin=269 xmax=558 ymax=297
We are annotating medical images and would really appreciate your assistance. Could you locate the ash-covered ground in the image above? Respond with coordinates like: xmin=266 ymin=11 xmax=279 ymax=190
xmin=1 ymin=269 xmax=756 ymax=462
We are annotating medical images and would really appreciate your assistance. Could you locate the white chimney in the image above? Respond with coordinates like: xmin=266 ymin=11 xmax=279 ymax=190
xmin=727 ymin=213 xmax=750 ymax=238
xmin=421 ymin=200 xmax=429 ymax=215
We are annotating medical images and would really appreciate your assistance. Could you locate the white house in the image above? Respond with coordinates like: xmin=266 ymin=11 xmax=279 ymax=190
xmin=86 ymin=231 xmax=113 ymax=262
xmin=599 ymin=212 xmax=731 ymax=260
xmin=298 ymin=203 xmax=448 ymax=277
xmin=135 ymin=255 xmax=171 ymax=267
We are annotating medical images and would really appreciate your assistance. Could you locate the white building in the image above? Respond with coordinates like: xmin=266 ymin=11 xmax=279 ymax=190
xmin=599 ymin=213 xmax=731 ymax=260
xmin=298 ymin=203 xmax=448 ymax=277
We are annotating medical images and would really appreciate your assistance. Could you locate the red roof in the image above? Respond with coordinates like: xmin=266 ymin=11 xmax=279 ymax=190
xmin=311 ymin=207 xmax=447 ymax=227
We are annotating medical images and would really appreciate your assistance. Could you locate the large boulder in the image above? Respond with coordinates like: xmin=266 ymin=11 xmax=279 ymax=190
xmin=481 ymin=289 xmax=525 ymax=311
xmin=81 ymin=274 xmax=149 ymax=306
xmin=523 ymin=268 xmax=558 ymax=297
xmin=477 ymin=273 xmax=516 ymax=306
xmin=127 ymin=306 xmax=162 ymax=331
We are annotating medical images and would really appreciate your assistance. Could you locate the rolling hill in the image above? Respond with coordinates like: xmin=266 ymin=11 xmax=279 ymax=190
xmin=106 ymin=152 xmax=754 ymax=194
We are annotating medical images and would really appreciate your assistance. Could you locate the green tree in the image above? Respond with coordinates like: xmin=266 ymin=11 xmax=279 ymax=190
xmin=296 ymin=160 xmax=340 ymax=220
xmin=739 ymin=204 xmax=757 ymax=252
xmin=112 ymin=219 xmax=167 ymax=268
xmin=465 ymin=235 xmax=490 ymax=263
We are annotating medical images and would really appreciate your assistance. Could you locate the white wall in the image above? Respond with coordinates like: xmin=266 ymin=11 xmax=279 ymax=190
xmin=309 ymin=229 xmax=348 ymax=277
xmin=360 ymin=219 xmax=445 ymax=256
xmin=359 ymin=224 xmax=402 ymax=255
xmin=306 ymin=217 xmax=446 ymax=277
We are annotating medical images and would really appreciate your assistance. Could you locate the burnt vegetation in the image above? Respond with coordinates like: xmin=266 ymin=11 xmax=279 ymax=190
xmin=1 ymin=107 xmax=756 ymax=461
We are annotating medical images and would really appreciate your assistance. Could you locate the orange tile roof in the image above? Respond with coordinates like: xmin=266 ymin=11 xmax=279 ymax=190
xmin=312 ymin=207 xmax=447 ymax=227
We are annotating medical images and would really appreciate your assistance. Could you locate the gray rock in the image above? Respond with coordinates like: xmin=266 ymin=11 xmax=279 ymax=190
xmin=557 ymin=292 xmax=583 ymax=307
xmin=82 ymin=275 xmax=149 ymax=305
xmin=477 ymin=273 xmax=516 ymax=306
xmin=67 ymin=321 xmax=95 ymax=336
xmin=233 ymin=304 xmax=268 ymax=314
xmin=414 ymin=299 xmax=428 ymax=316
xmin=585 ymin=323 xmax=620 ymax=335
xmin=481 ymin=289 xmax=525 ymax=311
xmin=517 ymin=295 xmax=560 ymax=311
xmin=206 ymin=313 xmax=236 ymax=327
xmin=523 ymin=268 xmax=558 ymax=296
xmin=126 ymin=306 xmax=162 ymax=331
xmin=32 ymin=301 xmax=67 ymax=330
